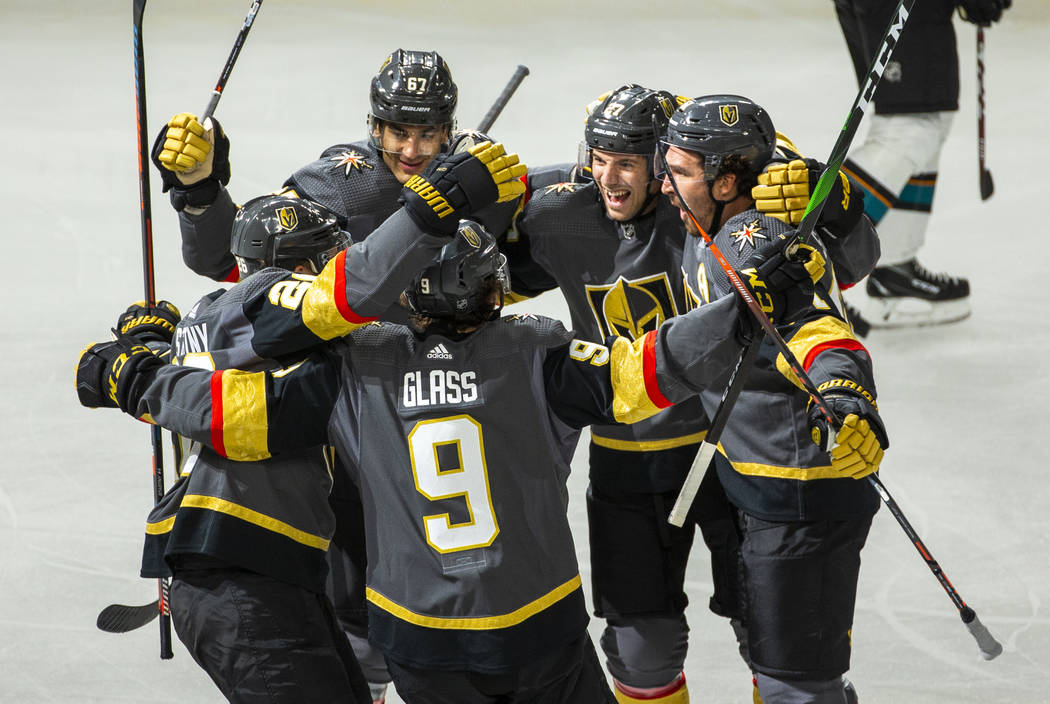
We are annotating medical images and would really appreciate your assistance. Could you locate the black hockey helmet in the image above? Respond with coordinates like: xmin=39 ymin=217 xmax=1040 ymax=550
xmin=405 ymin=220 xmax=510 ymax=320
xmin=231 ymin=195 xmax=350 ymax=277
xmin=584 ymin=84 xmax=680 ymax=156
xmin=662 ymin=94 xmax=776 ymax=181
xmin=368 ymin=49 xmax=458 ymax=128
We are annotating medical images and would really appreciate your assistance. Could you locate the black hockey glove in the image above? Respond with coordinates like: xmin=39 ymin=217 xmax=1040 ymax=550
xmin=957 ymin=0 xmax=1010 ymax=25
xmin=150 ymin=112 xmax=231 ymax=212
xmin=76 ymin=334 xmax=166 ymax=412
xmin=116 ymin=300 xmax=181 ymax=344
xmin=736 ymin=235 xmax=825 ymax=332
xmin=399 ymin=141 xmax=526 ymax=237
xmin=807 ymin=159 xmax=865 ymax=237
xmin=807 ymin=387 xmax=888 ymax=479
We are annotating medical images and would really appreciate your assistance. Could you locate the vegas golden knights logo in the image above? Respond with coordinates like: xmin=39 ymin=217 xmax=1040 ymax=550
xmin=277 ymin=206 xmax=298 ymax=231
xmin=586 ymin=274 xmax=678 ymax=340
xmin=461 ymin=224 xmax=482 ymax=248
xmin=719 ymin=104 xmax=739 ymax=126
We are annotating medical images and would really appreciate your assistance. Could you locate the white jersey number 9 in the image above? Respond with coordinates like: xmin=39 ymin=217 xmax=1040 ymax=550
xmin=408 ymin=415 xmax=500 ymax=553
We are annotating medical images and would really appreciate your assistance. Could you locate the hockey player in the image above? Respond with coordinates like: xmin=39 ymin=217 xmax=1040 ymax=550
xmin=82 ymin=138 xmax=524 ymax=702
xmin=107 ymin=195 xmax=371 ymax=703
xmin=152 ymin=48 xmax=515 ymax=285
xmin=835 ymin=0 xmax=1011 ymax=327
xmin=659 ymin=94 xmax=888 ymax=703
xmin=152 ymin=48 xmax=521 ymax=699
xmin=503 ymin=84 xmax=876 ymax=703
xmin=77 ymin=209 xmax=817 ymax=702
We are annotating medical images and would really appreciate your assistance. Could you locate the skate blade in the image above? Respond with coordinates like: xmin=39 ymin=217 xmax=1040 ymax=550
xmin=862 ymin=297 xmax=971 ymax=329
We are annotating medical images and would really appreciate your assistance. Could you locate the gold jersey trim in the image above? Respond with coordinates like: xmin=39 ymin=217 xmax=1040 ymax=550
xmin=591 ymin=430 xmax=708 ymax=452
xmin=609 ymin=336 xmax=664 ymax=424
xmin=168 ymin=494 xmax=330 ymax=551
xmin=720 ymin=445 xmax=841 ymax=481
xmin=144 ymin=515 xmax=176 ymax=535
xmin=220 ymin=370 xmax=271 ymax=461
xmin=366 ymin=574 xmax=582 ymax=630
xmin=775 ymin=316 xmax=857 ymax=390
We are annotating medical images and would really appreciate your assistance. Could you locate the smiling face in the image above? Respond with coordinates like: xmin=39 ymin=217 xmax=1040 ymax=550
xmin=373 ymin=121 xmax=450 ymax=183
xmin=590 ymin=149 xmax=659 ymax=222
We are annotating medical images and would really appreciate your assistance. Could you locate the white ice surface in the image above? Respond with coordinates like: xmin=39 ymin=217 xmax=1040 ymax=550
xmin=2 ymin=1 xmax=1049 ymax=701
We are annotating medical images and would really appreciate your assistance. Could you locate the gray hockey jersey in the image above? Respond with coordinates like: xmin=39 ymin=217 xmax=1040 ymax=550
xmin=121 ymin=295 xmax=745 ymax=670
xmin=508 ymin=184 xmax=710 ymax=490
xmin=178 ymin=139 xmax=518 ymax=288
xmin=682 ymin=209 xmax=881 ymax=521
xmin=142 ymin=271 xmax=335 ymax=593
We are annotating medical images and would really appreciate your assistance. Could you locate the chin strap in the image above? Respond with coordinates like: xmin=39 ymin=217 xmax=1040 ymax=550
xmin=707 ymin=179 xmax=729 ymax=235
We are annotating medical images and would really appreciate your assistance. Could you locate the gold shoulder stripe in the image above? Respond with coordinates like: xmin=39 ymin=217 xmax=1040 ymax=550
xmin=366 ymin=574 xmax=582 ymax=630
xmin=776 ymin=316 xmax=858 ymax=390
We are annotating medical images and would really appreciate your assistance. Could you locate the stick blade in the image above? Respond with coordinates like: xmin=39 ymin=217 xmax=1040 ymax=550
xmin=980 ymin=169 xmax=995 ymax=201
xmin=97 ymin=600 xmax=160 ymax=633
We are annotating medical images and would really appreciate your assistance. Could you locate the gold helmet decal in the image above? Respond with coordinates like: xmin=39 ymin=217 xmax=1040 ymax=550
xmin=461 ymin=224 xmax=482 ymax=248
xmin=658 ymin=95 xmax=676 ymax=119
xmin=277 ymin=206 xmax=298 ymax=231
xmin=719 ymin=104 xmax=739 ymax=127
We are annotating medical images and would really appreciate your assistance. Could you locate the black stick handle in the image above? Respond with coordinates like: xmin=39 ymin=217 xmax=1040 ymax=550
xmin=477 ymin=65 xmax=529 ymax=133
xmin=977 ymin=27 xmax=995 ymax=200
xmin=201 ymin=0 xmax=263 ymax=122
xmin=868 ymin=474 xmax=1003 ymax=659
xmin=132 ymin=0 xmax=173 ymax=659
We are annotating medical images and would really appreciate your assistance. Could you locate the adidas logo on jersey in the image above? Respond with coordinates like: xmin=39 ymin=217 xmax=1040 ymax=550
xmin=426 ymin=343 xmax=453 ymax=360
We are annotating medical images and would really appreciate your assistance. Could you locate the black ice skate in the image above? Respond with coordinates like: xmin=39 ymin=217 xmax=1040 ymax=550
xmin=863 ymin=258 xmax=971 ymax=328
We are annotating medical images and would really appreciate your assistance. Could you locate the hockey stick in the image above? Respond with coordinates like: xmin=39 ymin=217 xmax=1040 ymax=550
xmin=868 ymin=474 xmax=1002 ymax=659
xmin=97 ymin=600 xmax=160 ymax=633
xmin=477 ymin=65 xmax=529 ymax=133
xmin=661 ymin=7 xmax=1003 ymax=661
xmin=667 ymin=0 xmax=917 ymax=527
xmin=977 ymin=27 xmax=994 ymax=200
xmin=132 ymin=0 xmax=173 ymax=659
xmin=201 ymin=0 xmax=263 ymax=122
xmin=667 ymin=338 xmax=761 ymax=525
xmin=661 ymin=152 xmax=1003 ymax=659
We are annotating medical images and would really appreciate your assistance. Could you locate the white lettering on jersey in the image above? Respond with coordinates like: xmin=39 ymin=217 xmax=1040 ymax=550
xmin=174 ymin=322 xmax=209 ymax=356
xmin=402 ymin=370 xmax=478 ymax=408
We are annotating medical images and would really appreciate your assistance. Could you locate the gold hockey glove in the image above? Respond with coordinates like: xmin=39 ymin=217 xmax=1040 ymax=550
xmin=753 ymin=160 xmax=810 ymax=224
xmin=808 ymin=389 xmax=888 ymax=480
xmin=754 ymin=159 xmax=864 ymax=236
xmin=150 ymin=112 xmax=231 ymax=211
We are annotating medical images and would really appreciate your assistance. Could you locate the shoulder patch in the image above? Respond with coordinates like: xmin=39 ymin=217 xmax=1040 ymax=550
xmin=329 ymin=149 xmax=375 ymax=176
xmin=729 ymin=218 xmax=769 ymax=253
xmin=543 ymin=182 xmax=582 ymax=195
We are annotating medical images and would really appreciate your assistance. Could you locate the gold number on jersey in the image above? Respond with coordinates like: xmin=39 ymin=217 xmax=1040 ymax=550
xmin=407 ymin=77 xmax=428 ymax=93
xmin=569 ymin=340 xmax=610 ymax=366
xmin=408 ymin=415 xmax=500 ymax=553
xmin=266 ymin=273 xmax=317 ymax=311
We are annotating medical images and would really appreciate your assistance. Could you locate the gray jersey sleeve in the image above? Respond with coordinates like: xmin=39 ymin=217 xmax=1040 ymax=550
xmin=178 ymin=188 xmax=240 ymax=281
